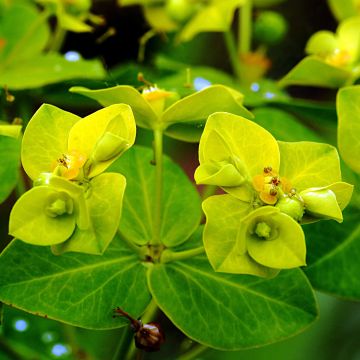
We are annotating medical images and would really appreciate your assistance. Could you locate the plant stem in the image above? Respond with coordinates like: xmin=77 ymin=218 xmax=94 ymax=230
xmin=112 ymin=327 xmax=133 ymax=360
xmin=0 ymin=337 xmax=24 ymax=360
xmin=223 ymin=31 xmax=242 ymax=80
xmin=151 ymin=129 xmax=163 ymax=247
xmin=117 ymin=230 xmax=148 ymax=259
xmin=49 ymin=25 xmax=67 ymax=52
xmin=178 ymin=343 xmax=208 ymax=360
xmin=238 ymin=0 xmax=252 ymax=55
xmin=161 ymin=247 xmax=205 ymax=263
xmin=201 ymin=185 xmax=217 ymax=200
xmin=124 ymin=299 xmax=159 ymax=360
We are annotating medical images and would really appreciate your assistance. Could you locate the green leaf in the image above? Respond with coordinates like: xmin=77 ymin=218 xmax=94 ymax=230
xmin=9 ymin=186 xmax=76 ymax=246
xmin=196 ymin=112 xmax=280 ymax=201
xmin=0 ymin=234 xmax=151 ymax=328
xmin=162 ymin=85 xmax=253 ymax=142
xmin=304 ymin=209 xmax=360 ymax=299
xmin=202 ymin=194 xmax=276 ymax=277
xmin=70 ymin=85 xmax=158 ymax=129
xmin=278 ymin=141 xmax=342 ymax=191
xmin=337 ymin=85 xmax=360 ymax=174
xmin=278 ymin=56 xmax=352 ymax=89
xmin=148 ymin=254 xmax=318 ymax=349
xmin=252 ymin=107 xmax=322 ymax=142
xmin=177 ymin=0 xmax=246 ymax=43
xmin=0 ymin=136 xmax=20 ymax=203
xmin=68 ymin=104 xmax=136 ymax=178
xmin=241 ymin=206 xmax=306 ymax=269
xmin=0 ymin=54 xmax=105 ymax=90
xmin=52 ymin=173 xmax=126 ymax=255
xmin=0 ymin=3 xmax=49 ymax=65
xmin=109 ymin=146 xmax=202 ymax=247
xmin=143 ymin=5 xmax=179 ymax=32
xmin=21 ymin=104 xmax=80 ymax=181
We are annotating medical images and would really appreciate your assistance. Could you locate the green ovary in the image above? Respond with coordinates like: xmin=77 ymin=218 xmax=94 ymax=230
xmin=45 ymin=192 xmax=73 ymax=218
xmin=255 ymin=222 xmax=272 ymax=239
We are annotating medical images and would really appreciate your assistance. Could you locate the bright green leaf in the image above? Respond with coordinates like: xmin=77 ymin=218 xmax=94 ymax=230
xmin=0 ymin=54 xmax=105 ymax=90
xmin=162 ymin=85 xmax=253 ymax=142
xmin=148 ymin=254 xmax=318 ymax=349
xmin=52 ymin=173 xmax=126 ymax=255
xmin=21 ymin=104 xmax=80 ymax=181
xmin=0 ymin=234 xmax=151 ymax=328
xmin=144 ymin=5 xmax=179 ymax=31
xmin=278 ymin=56 xmax=352 ymax=89
xmin=337 ymin=85 xmax=360 ymax=174
xmin=278 ymin=141 xmax=342 ymax=191
xmin=252 ymin=107 xmax=322 ymax=142
xmin=202 ymin=194 xmax=276 ymax=277
xmin=177 ymin=0 xmax=246 ymax=43
xmin=68 ymin=104 xmax=136 ymax=178
xmin=69 ymin=85 xmax=158 ymax=129
xmin=0 ymin=125 xmax=22 ymax=139
xmin=304 ymin=209 xmax=360 ymax=299
xmin=9 ymin=186 xmax=76 ymax=246
xmin=0 ymin=136 xmax=20 ymax=203
xmin=109 ymin=146 xmax=202 ymax=247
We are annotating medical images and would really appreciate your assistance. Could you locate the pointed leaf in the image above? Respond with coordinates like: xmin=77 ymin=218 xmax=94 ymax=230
xmin=278 ymin=56 xmax=352 ymax=89
xmin=68 ymin=104 xmax=136 ymax=178
xmin=53 ymin=173 xmax=126 ymax=255
xmin=162 ymin=85 xmax=252 ymax=142
xmin=21 ymin=104 xmax=80 ymax=180
xmin=304 ymin=209 xmax=360 ymax=299
xmin=0 ymin=234 xmax=151 ymax=328
xmin=69 ymin=85 xmax=158 ymax=129
xmin=9 ymin=186 xmax=76 ymax=246
xmin=278 ymin=141 xmax=342 ymax=191
xmin=0 ymin=54 xmax=105 ymax=90
xmin=202 ymin=194 xmax=277 ymax=277
xmin=109 ymin=146 xmax=202 ymax=247
xmin=337 ymin=85 xmax=360 ymax=174
xmin=148 ymin=255 xmax=318 ymax=349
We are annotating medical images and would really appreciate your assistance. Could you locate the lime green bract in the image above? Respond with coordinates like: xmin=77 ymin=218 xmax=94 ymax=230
xmin=9 ymin=103 xmax=136 ymax=254
xmin=196 ymin=112 xmax=353 ymax=277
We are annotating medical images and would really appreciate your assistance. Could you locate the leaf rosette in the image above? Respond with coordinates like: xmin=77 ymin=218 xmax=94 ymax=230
xmin=195 ymin=112 xmax=353 ymax=277
xmin=9 ymin=103 xmax=136 ymax=255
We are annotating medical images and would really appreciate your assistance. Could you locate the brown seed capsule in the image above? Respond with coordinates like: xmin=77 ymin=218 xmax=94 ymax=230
xmin=113 ymin=307 xmax=165 ymax=352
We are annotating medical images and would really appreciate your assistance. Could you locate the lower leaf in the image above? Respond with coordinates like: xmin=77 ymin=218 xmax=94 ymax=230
xmin=148 ymin=255 xmax=318 ymax=349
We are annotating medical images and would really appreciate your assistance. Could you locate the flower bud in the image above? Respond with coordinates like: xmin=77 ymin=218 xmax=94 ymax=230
xmin=275 ymin=195 xmax=304 ymax=222
xmin=300 ymin=188 xmax=343 ymax=222
xmin=253 ymin=11 xmax=288 ymax=45
xmin=165 ymin=0 xmax=198 ymax=23
xmin=45 ymin=191 xmax=73 ymax=218
xmin=134 ymin=322 xmax=165 ymax=352
xmin=92 ymin=132 xmax=129 ymax=163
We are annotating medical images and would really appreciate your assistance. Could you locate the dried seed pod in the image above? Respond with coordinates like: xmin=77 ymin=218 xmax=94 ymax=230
xmin=113 ymin=307 xmax=165 ymax=352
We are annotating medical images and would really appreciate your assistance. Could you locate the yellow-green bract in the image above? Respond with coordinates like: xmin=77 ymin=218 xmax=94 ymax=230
xmin=195 ymin=112 xmax=353 ymax=277
xmin=9 ymin=103 xmax=136 ymax=255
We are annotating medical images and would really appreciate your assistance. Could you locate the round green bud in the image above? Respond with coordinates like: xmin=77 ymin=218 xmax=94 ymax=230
xmin=45 ymin=192 xmax=74 ymax=218
xmin=92 ymin=132 xmax=129 ymax=163
xmin=255 ymin=221 xmax=272 ymax=239
xmin=253 ymin=11 xmax=288 ymax=45
xmin=165 ymin=0 xmax=197 ymax=23
xmin=275 ymin=195 xmax=304 ymax=222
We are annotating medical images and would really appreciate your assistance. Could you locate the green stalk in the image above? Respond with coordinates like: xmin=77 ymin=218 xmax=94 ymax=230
xmin=151 ymin=129 xmax=164 ymax=247
xmin=161 ymin=247 xmax=205 ymax=263
xmin=49 ymin=25 xmax=67 ymax=52
xmin=238 ymin=0 xmax=253 ymax=55
xmin=178 ymin=343 xmax=208 ymax=360
xmin=124 ymin=299 xmax=159 ymax=360
xmin=223 ymin=31 xmax=242 ymax=80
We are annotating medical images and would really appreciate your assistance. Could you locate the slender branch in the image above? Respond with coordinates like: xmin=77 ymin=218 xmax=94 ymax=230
xmin=161 ymin=247 xmax=205 ymax=264
xmin=112 ymin=327 xmax=133 ymax=360
xmin=178 ymin=343 xmax=208 ymax=360
xmin=49 ymin=25 xmax=67 ymax=52
xmin=151 ymin=129 xmax=163 ymax=247
xmin=117 ymin=230 xmax=148 ymax=258
xmin=223 ymin=31 xmax=242 ymax=80
xmin=238 ymin=0 xmax=252 ymax=55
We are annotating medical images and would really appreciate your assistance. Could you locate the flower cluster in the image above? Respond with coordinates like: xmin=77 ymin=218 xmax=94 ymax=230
xmin=195 ymin=112 xmax=353 ymax=277
xmin=9 ymin=104 xmax=136 ymax=255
